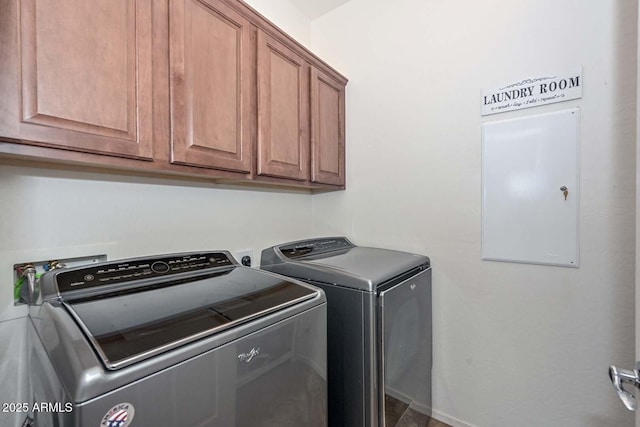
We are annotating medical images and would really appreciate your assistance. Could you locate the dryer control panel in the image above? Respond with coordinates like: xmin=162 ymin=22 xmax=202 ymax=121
xmin=279 ymin=238 xmax=354 ymax=259
xmin=53 ymin=252 xmax=235 ymax=294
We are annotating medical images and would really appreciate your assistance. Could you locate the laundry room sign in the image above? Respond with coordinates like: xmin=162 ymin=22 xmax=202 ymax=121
xmin=481 ymin=67 xmax=582 ymax=115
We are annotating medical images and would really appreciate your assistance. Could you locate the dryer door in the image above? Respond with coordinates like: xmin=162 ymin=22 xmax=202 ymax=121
xmin=378 ymin=268 xmax=432 ymax=426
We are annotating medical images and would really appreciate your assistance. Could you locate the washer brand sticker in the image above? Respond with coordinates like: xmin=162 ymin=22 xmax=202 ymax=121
xmin=100 ymin=403 xmax=135 ymax=427
xmin=238 ymin=347 xmax=260 ymax=363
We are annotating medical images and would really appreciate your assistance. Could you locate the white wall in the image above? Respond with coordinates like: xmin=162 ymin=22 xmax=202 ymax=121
xmin=0 ymin=160 xmax=313 ymax=320
xmin=243 ymin=0 xmax=311 ymax=45
xmin=310 ymin=0 xmax=637 ymax=426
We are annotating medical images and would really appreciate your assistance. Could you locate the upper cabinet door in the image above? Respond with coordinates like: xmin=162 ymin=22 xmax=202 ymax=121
xmin=310 ymin=67 xmax=346 ymax=186
xmin=169 ymin=0 xmax=253 ymax=173
xmin=14 ymin=0 xmax=153 ymax=159
xmin=257 ymin=30 xmax=309 ymax=181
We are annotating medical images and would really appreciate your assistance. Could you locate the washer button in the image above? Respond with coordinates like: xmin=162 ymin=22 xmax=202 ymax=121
xmin=151 ymin=261 xmax=170 ymax=273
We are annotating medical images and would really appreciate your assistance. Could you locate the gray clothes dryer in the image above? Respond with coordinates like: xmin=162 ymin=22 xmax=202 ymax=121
xmin=261 ymin=237 xmax=432 ymax=427
xmin=27 ymin=251 xmax=327 ymax=427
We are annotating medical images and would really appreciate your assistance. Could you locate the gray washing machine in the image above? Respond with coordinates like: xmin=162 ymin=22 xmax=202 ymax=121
xmin=27 ymin=251 xmax=327 ymax=427
xmin=261 ymin=237 xmax=432 ymax=427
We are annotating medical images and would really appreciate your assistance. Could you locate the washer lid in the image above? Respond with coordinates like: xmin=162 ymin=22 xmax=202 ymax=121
xmin=266 ymin=238 xmax=430 ymax=292
xmin=64 ymin=267 xmax=318 ymax=370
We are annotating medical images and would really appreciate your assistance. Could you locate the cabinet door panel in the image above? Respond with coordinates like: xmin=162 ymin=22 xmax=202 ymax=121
xmin=257 ymin=30 xmax=309 ymax=181
xmin=311 ymin=67 xmax=345 ymax=186
xmin=18 ymin=0 xmax=153 ymax=159
xmin=170 ymin=0 xmax=252 ymax=173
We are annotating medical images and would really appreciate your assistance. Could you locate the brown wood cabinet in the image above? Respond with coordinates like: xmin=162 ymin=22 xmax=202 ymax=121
xmin=310 ymin=67 xmax=346 ymax=186
xmin=0 ymin=0 xmax=348 ymax=191
xmin=0 ymin=0 xmax=154 ymax=160
xmin=256 ymin=33 xmax=347 ymax=186
xmin=169 ymin=0 xmax=253 ymax=173
xmin=257 ymin=30 xmax=310 ymax=181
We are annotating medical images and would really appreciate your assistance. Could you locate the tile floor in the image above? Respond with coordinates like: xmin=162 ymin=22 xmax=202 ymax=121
xmin=426 ymin=419 xmax=452 ymax=427
xmin=385 ymin=394 xmax=452 ymax=427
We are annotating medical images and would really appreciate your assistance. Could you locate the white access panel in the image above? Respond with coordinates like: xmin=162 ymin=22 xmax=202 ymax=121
xmin=481 ymin=108 xmax=580 ymax=267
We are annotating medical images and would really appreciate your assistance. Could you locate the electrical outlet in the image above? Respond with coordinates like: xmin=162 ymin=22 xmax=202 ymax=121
xmin=234 ymin=249 xmax=253 ymax=267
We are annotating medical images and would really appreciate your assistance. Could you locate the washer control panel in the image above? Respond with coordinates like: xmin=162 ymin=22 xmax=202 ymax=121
xmin=55 ymin=252 xmax=234 ymax=293
xmin=279 ymin=238 xmax=353 ymax=259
